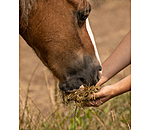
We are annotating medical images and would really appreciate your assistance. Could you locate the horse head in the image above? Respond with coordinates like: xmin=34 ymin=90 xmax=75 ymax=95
xmin=19 ymin=0 xmax=102 ymax=92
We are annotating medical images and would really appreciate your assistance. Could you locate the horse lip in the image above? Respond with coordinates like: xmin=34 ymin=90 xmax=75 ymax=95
xmin=66 ymin=89 xmax=78 ymax=93
xmin=65 ymin=85 xmax=85 ymax=93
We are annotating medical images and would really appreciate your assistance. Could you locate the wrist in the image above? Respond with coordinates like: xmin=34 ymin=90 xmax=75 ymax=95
xmin=111 ymin=84 xmax=118 ymax=98
xmin=111 ymin=75 xmax=131 ymax=98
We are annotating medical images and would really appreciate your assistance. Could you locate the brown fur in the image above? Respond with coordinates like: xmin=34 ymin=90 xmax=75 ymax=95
xmin=20 ymin=0 xmax=101 ymax=91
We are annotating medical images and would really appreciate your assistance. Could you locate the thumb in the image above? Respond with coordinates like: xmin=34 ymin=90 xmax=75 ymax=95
xmin=96 ymin=80 xmax=103 ymax=86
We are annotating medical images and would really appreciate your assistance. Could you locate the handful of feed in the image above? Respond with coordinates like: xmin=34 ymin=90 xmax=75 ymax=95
xmin=62 ymin=85 xmax=101 ymax=107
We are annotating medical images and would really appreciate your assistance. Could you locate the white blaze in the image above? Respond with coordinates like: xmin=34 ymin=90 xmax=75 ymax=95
xmin=86 ymin=18 xmax=101 ymax=65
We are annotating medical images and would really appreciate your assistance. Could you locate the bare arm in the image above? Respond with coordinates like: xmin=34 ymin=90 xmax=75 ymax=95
xmin=88 ymin=74 xmax=131 ymax=107
xmin=85 ymin=31 xmax=131 ymax=107
xmin=97 ymin=31 xmax=131 ymax=86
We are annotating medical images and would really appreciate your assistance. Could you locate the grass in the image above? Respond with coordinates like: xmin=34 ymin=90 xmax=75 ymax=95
xmin=19 ymin=62 xmax=131 ymax=130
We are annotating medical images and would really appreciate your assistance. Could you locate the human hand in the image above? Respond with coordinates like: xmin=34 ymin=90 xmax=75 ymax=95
xmin=85 ymin=85 xmax=114 ymax=107
xmin=85 ymin=74 xmax=131 ymax=107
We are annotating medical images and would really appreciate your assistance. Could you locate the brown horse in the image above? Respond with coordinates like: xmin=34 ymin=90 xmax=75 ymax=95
xmin=19 ymin=0 xmax=102 ymax=92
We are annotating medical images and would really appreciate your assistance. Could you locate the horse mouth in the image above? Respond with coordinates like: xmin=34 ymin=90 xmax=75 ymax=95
xmin=64 ymin=85 xmax=85 ymax=95
xmin=59 ymin=63 xmax=102 ymax=92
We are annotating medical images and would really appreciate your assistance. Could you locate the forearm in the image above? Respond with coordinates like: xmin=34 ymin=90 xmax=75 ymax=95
xmin=100 ymin=31 xmax=131 ymax=84
xmin=111 ymin=74 xmax=131 ymax=98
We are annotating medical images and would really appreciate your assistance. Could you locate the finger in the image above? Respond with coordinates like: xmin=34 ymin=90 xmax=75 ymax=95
xmin=83 ymin=103 xmax=92 ymax=107
xmin=91 ymin=96 xmax=107 ymax=106
xmin=83 ymin=98 xmax=104 ymax=107
xmin=96 ymin=80 xmax=102 ymax=86
xmin=95 ymin=98 xmax=104 ymax=105
xmin=88 ymin=98 xmax=103 ymax=107
xmin=83 ymin=100 xmax=98 ymax=107
xmin=89 ymin=100 xmax=101 ymax=107
xmin=88 ymin=90 xmax=103 ymax=100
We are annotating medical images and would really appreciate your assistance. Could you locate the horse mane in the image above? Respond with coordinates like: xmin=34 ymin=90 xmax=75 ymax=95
xmin=19 ymin=0 xmax=37 ymax=29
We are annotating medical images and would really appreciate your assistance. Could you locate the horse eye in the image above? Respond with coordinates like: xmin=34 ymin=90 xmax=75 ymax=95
xmin=77 ymin=8 xmax=91 ymax=27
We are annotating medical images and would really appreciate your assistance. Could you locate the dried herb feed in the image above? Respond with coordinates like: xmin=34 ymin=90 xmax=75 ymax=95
xmin=62 ymin=85 xmax=101 ymax=107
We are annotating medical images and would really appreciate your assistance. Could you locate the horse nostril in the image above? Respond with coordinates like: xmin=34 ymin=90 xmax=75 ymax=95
xmin=99 ymin=65 xmax=102 ymax=71
xmin=97 ymin=75 xmax=99 ymax=81
xmin=79 ymin=78 xmax=86 ymax=84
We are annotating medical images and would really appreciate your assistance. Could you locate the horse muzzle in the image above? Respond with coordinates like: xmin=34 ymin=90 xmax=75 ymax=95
xmin=59 ymin=63 xmax=102 ymax=92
